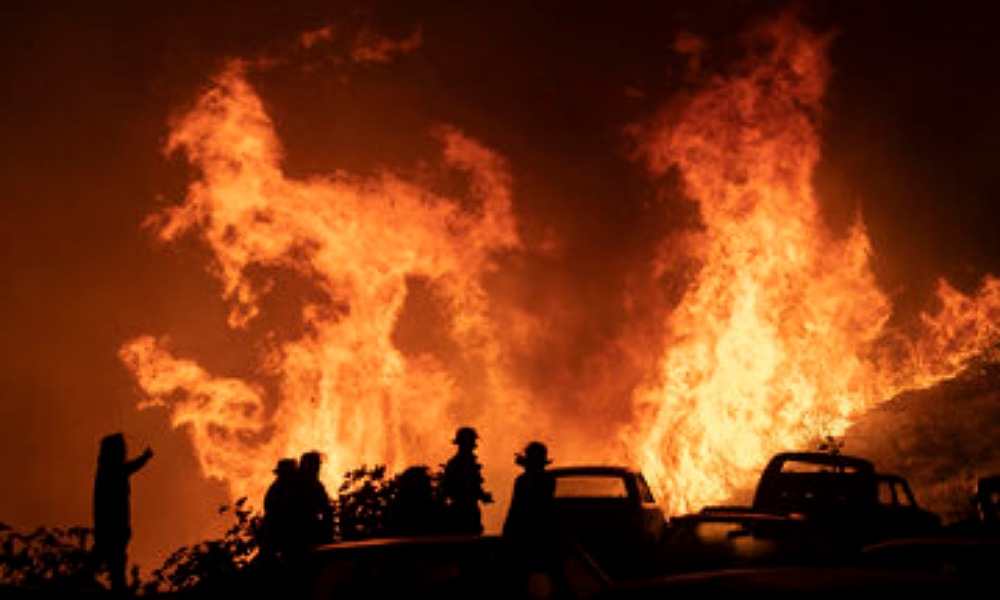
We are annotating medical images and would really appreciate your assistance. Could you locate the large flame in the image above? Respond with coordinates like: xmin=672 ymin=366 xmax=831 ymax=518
xmin=121 ymin=14 xmax=1000 ymax=520
xmin=625 ymin=14 xmax=1000 ymax=513
xmin=119 ymin=61 xmax=533 ymax=507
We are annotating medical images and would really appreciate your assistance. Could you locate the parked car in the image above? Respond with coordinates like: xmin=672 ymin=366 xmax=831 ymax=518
xmin=750 ymin=451 xmax=941 ymax=549
xmin=590 ymin=564 xmax=974 ymax=599
xmin=546 ymin=466 xmax=668 ymax=581
xmin=649 ymin=506 xmax=838 ymax=576
xmin=640 ymin=450 xmax=944 ymax=578
xmin=859 ymin=535 xmax=1000 ymax=584
xmin=199 ymin=534 xmax=612 ymax=600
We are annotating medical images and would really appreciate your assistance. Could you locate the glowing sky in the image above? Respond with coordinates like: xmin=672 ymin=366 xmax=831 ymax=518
xmin=3 ymin=0 xmax=1000 ymax=575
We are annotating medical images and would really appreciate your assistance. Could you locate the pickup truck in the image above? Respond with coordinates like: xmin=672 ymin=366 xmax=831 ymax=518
xmin=545 ymin=466 xmax=669 ymax=580
xmin=653 ymin=450 xmax=943 ymax=575
xmin=750 ymin=451 xmax=941 ymax=547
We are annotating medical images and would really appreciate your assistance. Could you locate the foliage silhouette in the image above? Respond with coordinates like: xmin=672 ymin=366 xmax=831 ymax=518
xmin=0 ymin=522 xmax=104 ymax=592
xmin=334 ymin=464 xmax=396 ymax=541
xmin=336 ymin=464 xmax=448 ymax=540
xmin=0 ymin=463 xmax=449 ymax=595
xmin=139 ymin=496 xmax=262 ymax=595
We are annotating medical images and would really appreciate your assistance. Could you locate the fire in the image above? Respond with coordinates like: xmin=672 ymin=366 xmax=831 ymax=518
xmin=119 ymin=61 xmax=531 ymax=507
xmin=120 ymin=13 xmax=1000 ymax=522
xmin=624 ymin=14 xmax=1000 ymax=514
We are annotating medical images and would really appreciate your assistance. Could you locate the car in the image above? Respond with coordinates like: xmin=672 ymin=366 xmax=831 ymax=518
xmin=636 ymin=451 xmax=945 ymax=578
xmin=212 ymin=534 xmax=613 ymax=600
xmin=647 ymin=506 xmax=838 ymax=576
xmin=545 ymin=466 xmax=668 ymax=580
xmin=859 ymin=535 xmax=1000 ymax=584
xmin=590 ymin=564 xmax=975 ymax=599
xmin=751 ymin=451 xmax=941 ymax=548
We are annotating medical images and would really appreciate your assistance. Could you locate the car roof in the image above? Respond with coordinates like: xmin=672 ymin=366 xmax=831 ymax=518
xmin=764 ymin=452 xmax=876 ymax=473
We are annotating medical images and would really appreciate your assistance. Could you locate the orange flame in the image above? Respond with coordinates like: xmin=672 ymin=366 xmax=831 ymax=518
xmin=625 ymin=14 xmax=1000 ymax=513
xmin=120 ymin=14 xmax=1000 ymax=521
xmin=119 ymin=61 xmax=533 ymax=507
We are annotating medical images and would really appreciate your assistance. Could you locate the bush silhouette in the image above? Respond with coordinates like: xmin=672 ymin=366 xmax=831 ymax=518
xmin=0 ymin=463 xmax=449 ymax=595
xmin=0 ymin=522 xmax=102 ymax=592
xmin=140 ymin=496 xmax=262 ymax=595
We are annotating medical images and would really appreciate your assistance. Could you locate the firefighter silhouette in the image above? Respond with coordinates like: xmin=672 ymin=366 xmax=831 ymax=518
xmin=296 ymin=450 xmax=334 ymax=546
xmin=261 ymin=452 xmax=334 ymax=562
xmin=260 ymin=457 xmax=300 ymax=561
xmin=503 ymin=441 xmax=556 ymax=537
xmin=91 ymin=432 xmax=153 ymax=594
xmin=440 ymin=426 xmax=493 ymax=534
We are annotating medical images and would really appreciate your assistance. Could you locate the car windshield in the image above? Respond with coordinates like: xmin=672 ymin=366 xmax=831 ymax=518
xmin=554 ymin=475 xmax=628 ymax=498
xmin=779 ymin=459 xmax=866 ymax=474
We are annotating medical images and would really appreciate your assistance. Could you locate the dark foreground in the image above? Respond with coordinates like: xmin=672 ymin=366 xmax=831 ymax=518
xmin=6 ymin=529 xmax=1000 ymax=599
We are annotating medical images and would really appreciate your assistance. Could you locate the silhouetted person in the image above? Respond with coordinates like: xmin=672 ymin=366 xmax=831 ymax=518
xmin=390 ymin=465 xmax=444 ymax=536
xmin=440 ymin=426 xmax=493 ymax=535
xmin=951 ymin=476 xmax=1000 ymax=536
xmin=91 ymin=432 xmax=153 ymax=595
xmin=296 ymin=450 xmax=334 ymax=548
xmin=503 ymin=441 xmax=556 ymax=537
xmin=260 ymin=458 xmax=299 ymax=562
xmin=975 ymin=476 xmax=1000 ymax=525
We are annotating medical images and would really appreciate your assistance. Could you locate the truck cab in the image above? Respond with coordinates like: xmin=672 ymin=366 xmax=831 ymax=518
xmin=545 ymin=466 xmax=668 ymax=580
xmin=751 ymin=451 xmax=940 ymax=548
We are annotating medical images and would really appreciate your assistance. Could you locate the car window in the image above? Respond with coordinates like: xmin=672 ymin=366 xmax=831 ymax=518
xmin=554 ymin=476 xmax=628 ymax=498
xmin=780 ymin=459 xmax=865 ymax=474
xmin=878 ymin=480 xmax=898 ymax=506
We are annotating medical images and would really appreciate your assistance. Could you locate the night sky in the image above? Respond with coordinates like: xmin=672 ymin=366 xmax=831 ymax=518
xmin=3 ymin=0 xmax=1000 ymax=573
